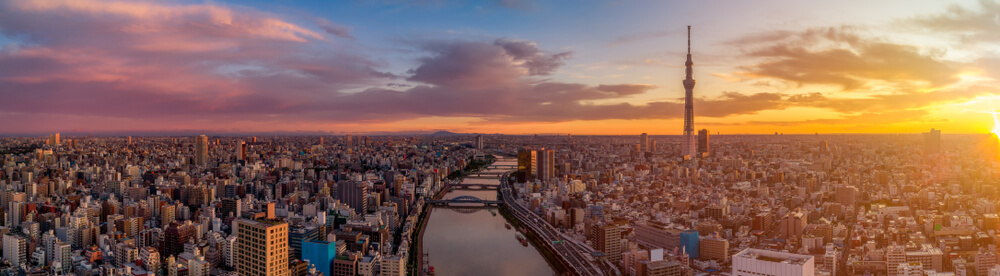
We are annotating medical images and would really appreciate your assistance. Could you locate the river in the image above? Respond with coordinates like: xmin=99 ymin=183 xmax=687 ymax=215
xmin=420 ymin=158 xmax=556 ymax=276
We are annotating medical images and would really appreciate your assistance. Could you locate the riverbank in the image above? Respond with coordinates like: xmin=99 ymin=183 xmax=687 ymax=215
xmin=498 ymin=204 xmax=570 ymax=275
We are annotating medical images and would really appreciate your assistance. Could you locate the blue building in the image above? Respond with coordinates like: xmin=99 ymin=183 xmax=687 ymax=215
xmin=679 ymin=230 xmax=699 ymax=259
xmin=302 ymin=239 xmax=336 ymax=276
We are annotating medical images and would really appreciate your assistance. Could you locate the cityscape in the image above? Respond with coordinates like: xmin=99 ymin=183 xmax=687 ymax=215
xmin=2 ymin=1 xmax=1000 ymax=276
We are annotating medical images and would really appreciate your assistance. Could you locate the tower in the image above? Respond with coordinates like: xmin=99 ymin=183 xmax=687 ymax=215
xmin=682 ymin=26 xmax=697 ymax=158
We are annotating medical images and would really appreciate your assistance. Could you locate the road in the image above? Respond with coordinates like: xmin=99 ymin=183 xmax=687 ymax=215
xmin=499 ymin=172 xmax=607 ymax=276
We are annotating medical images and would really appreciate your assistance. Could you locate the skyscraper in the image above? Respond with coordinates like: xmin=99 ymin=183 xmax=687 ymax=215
xmin=536 ymin=149 xmax=555 ymax=182
xmin=923 ymin=128 xmax=941 ymax=155
xmin=236 ymin=219 xmax=290 ymax=276
xmin=345 ymin=134 xmax=353 ymax=148
xmin=475 ymin=135 xmax=484 ymax=149
xmin=517 ymin=149 xmax=537 ymax=181
xmin=697 ymin=129 xmax=709 ymax=155
xmin=682 ymin=26 xmax=697 ymax=158
xmin=639 ymin=133 xmax=649 ymax=153
xmin=235 ymin=141 xmax=247 ymax=161
xmin=195 ymin=135 xmax=209 ymax=166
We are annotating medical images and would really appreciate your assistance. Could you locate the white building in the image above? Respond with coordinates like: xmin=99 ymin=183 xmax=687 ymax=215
xmin=733 ymin=248 xmax=814 ymax=276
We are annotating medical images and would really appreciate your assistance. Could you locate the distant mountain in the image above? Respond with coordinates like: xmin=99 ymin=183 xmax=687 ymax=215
xmin=429 ymin=131 xmax=465 ymax=136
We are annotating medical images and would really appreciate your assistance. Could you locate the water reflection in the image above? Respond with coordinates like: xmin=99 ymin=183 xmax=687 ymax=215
xmin=422 ymin=165 xmax=555 ymax=276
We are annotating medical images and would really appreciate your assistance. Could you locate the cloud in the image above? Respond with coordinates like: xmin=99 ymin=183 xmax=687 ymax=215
xmin=733 ymin=26 xmax=962 ymax=90
xmin=406 ymin=39 xmax=570 ymax=89
xmin=906 ymin=0 xmax=1000 ymax=43
xmin=317 ymin=19 xmax=355 ymax=39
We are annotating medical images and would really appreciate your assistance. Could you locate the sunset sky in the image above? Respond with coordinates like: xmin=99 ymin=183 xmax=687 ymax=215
xmin=1 ymin=0 xmax=999 ymax=135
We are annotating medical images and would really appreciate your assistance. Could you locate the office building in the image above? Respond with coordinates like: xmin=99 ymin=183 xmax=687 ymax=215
xmin=537 ymin=149 xmax=555 ymax=182
xmin=163 ymin=221 xmax=196 ymax=258
xmin=634 ymin=221 xmax=684 ymax=250
xmin=337 ymin=181 xmax=369 ymax=215
xmin=639 ymin=133 xmax=649 ymax=153
xmin=517 ymin=149 xmax=537 ymax=181
xmin=836 ymin=185 xmax=858 ymax=206
xmin=697 ymin=129 xmax=709 ymax=155
xmin=475 ymin=135 xmax=484 ymax=149
xmin=591 ymin=222 xmax=624 ymax=264
xmin=302 ymin=239 xmax=336 ymax=276
xmin=733 ymin=248 xmax=815 ymax=276
xmin=290 ymin=224 xmax=321 ymax=260
xmin=333 ymin=252 xmax=360 ymax=276
xmin=780 ymin=211 xmax=807 ymax=239
xmin=195 ymin=135 xmax=209 ymax=166
xmin=236 ymin=141 xmax=247 ymax=161
xmin=346 ymin=134 xmax=353 ymax=148
xmin=699 ymin=235 xmax=729 ymax=263
xmin=679 ymin=230 xmax=699 ymax=259
xmin=923 ymin=128 xmax=941 ymax=155
xmin=236 ymin=219 xmax=290 ymax=276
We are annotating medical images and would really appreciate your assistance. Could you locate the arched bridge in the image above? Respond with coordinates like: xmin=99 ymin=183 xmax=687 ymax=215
xmin=428 ymin=195 xmax=501 ymax=206
xmin=447 ymin=183 xmax=500 ymax=190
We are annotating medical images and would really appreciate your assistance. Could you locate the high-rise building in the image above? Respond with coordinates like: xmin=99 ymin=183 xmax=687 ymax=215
xmin=780 ymin=211 xmax=807 ymax=239
xmin=195 ymin=135 xmax=209 ymax=166
xmin=163 ymin=221 xmax=195 ymax=258
xmin=639 ymin=133 xmax=649 ymax=153
xmin=236 ymin=141 xmax=247 ymax=161
xmin=536 ymin=149 xmax=555 ymax=182
xmin=681 ymin=26 xmax=697 ymax=158
xmin=3 ymin=234 xmax=27 ymax=268
xmin=697 ymin=129 xmax=709 ymax=155
xmin=289 ymin=224 xmax=321 ymax=260
xmin=836 ymin=185 xmax=858 ymax=206
xmin=236 ymin=219 xmax=290 ymax=276
xmin=337 ymin=181 xmax=369 ymax=215
xmin=220 ymin=197 xmax=242 ymax=218
xmin=345 ymin=134 xmax=353 ymax=148
xmin=591 ymin=222 xmax=624 ymax=264
xmin=517 ymin=149 xmax=537 ymax=181
xmin=977 ymin=248 xmax=997 ymax=276
xmin=302 ymin=239 xmax=336 ymax=276
xmin=679 ymin=230 xmax=699 ymax=259
xmin=475 ymin=135 xmax=484 ymax=149
xmin=733 ymin=248 xmax=815 ymax=276
xmin=923 ymin=128 xmax=941 ymax=155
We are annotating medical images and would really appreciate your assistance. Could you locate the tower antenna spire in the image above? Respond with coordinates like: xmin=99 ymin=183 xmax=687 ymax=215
xmin=687 ymin=26 xmax=691 ymax=54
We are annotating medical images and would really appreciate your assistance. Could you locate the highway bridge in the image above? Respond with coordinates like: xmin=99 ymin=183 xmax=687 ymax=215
xmin=499 ymin=171 xmax=609 ymax=276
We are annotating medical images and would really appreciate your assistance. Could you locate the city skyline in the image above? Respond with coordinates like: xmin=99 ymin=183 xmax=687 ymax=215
xmin=2 ymin=0 xmax=1000 ymax=135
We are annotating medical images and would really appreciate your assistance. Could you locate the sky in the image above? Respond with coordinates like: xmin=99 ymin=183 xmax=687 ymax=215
xmin=1 ymin=0 xmax=999 ymax=135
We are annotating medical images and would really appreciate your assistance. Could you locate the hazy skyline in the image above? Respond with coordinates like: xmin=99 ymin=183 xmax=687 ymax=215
xmin=2 ymin=0 xmax=999 ymax=135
